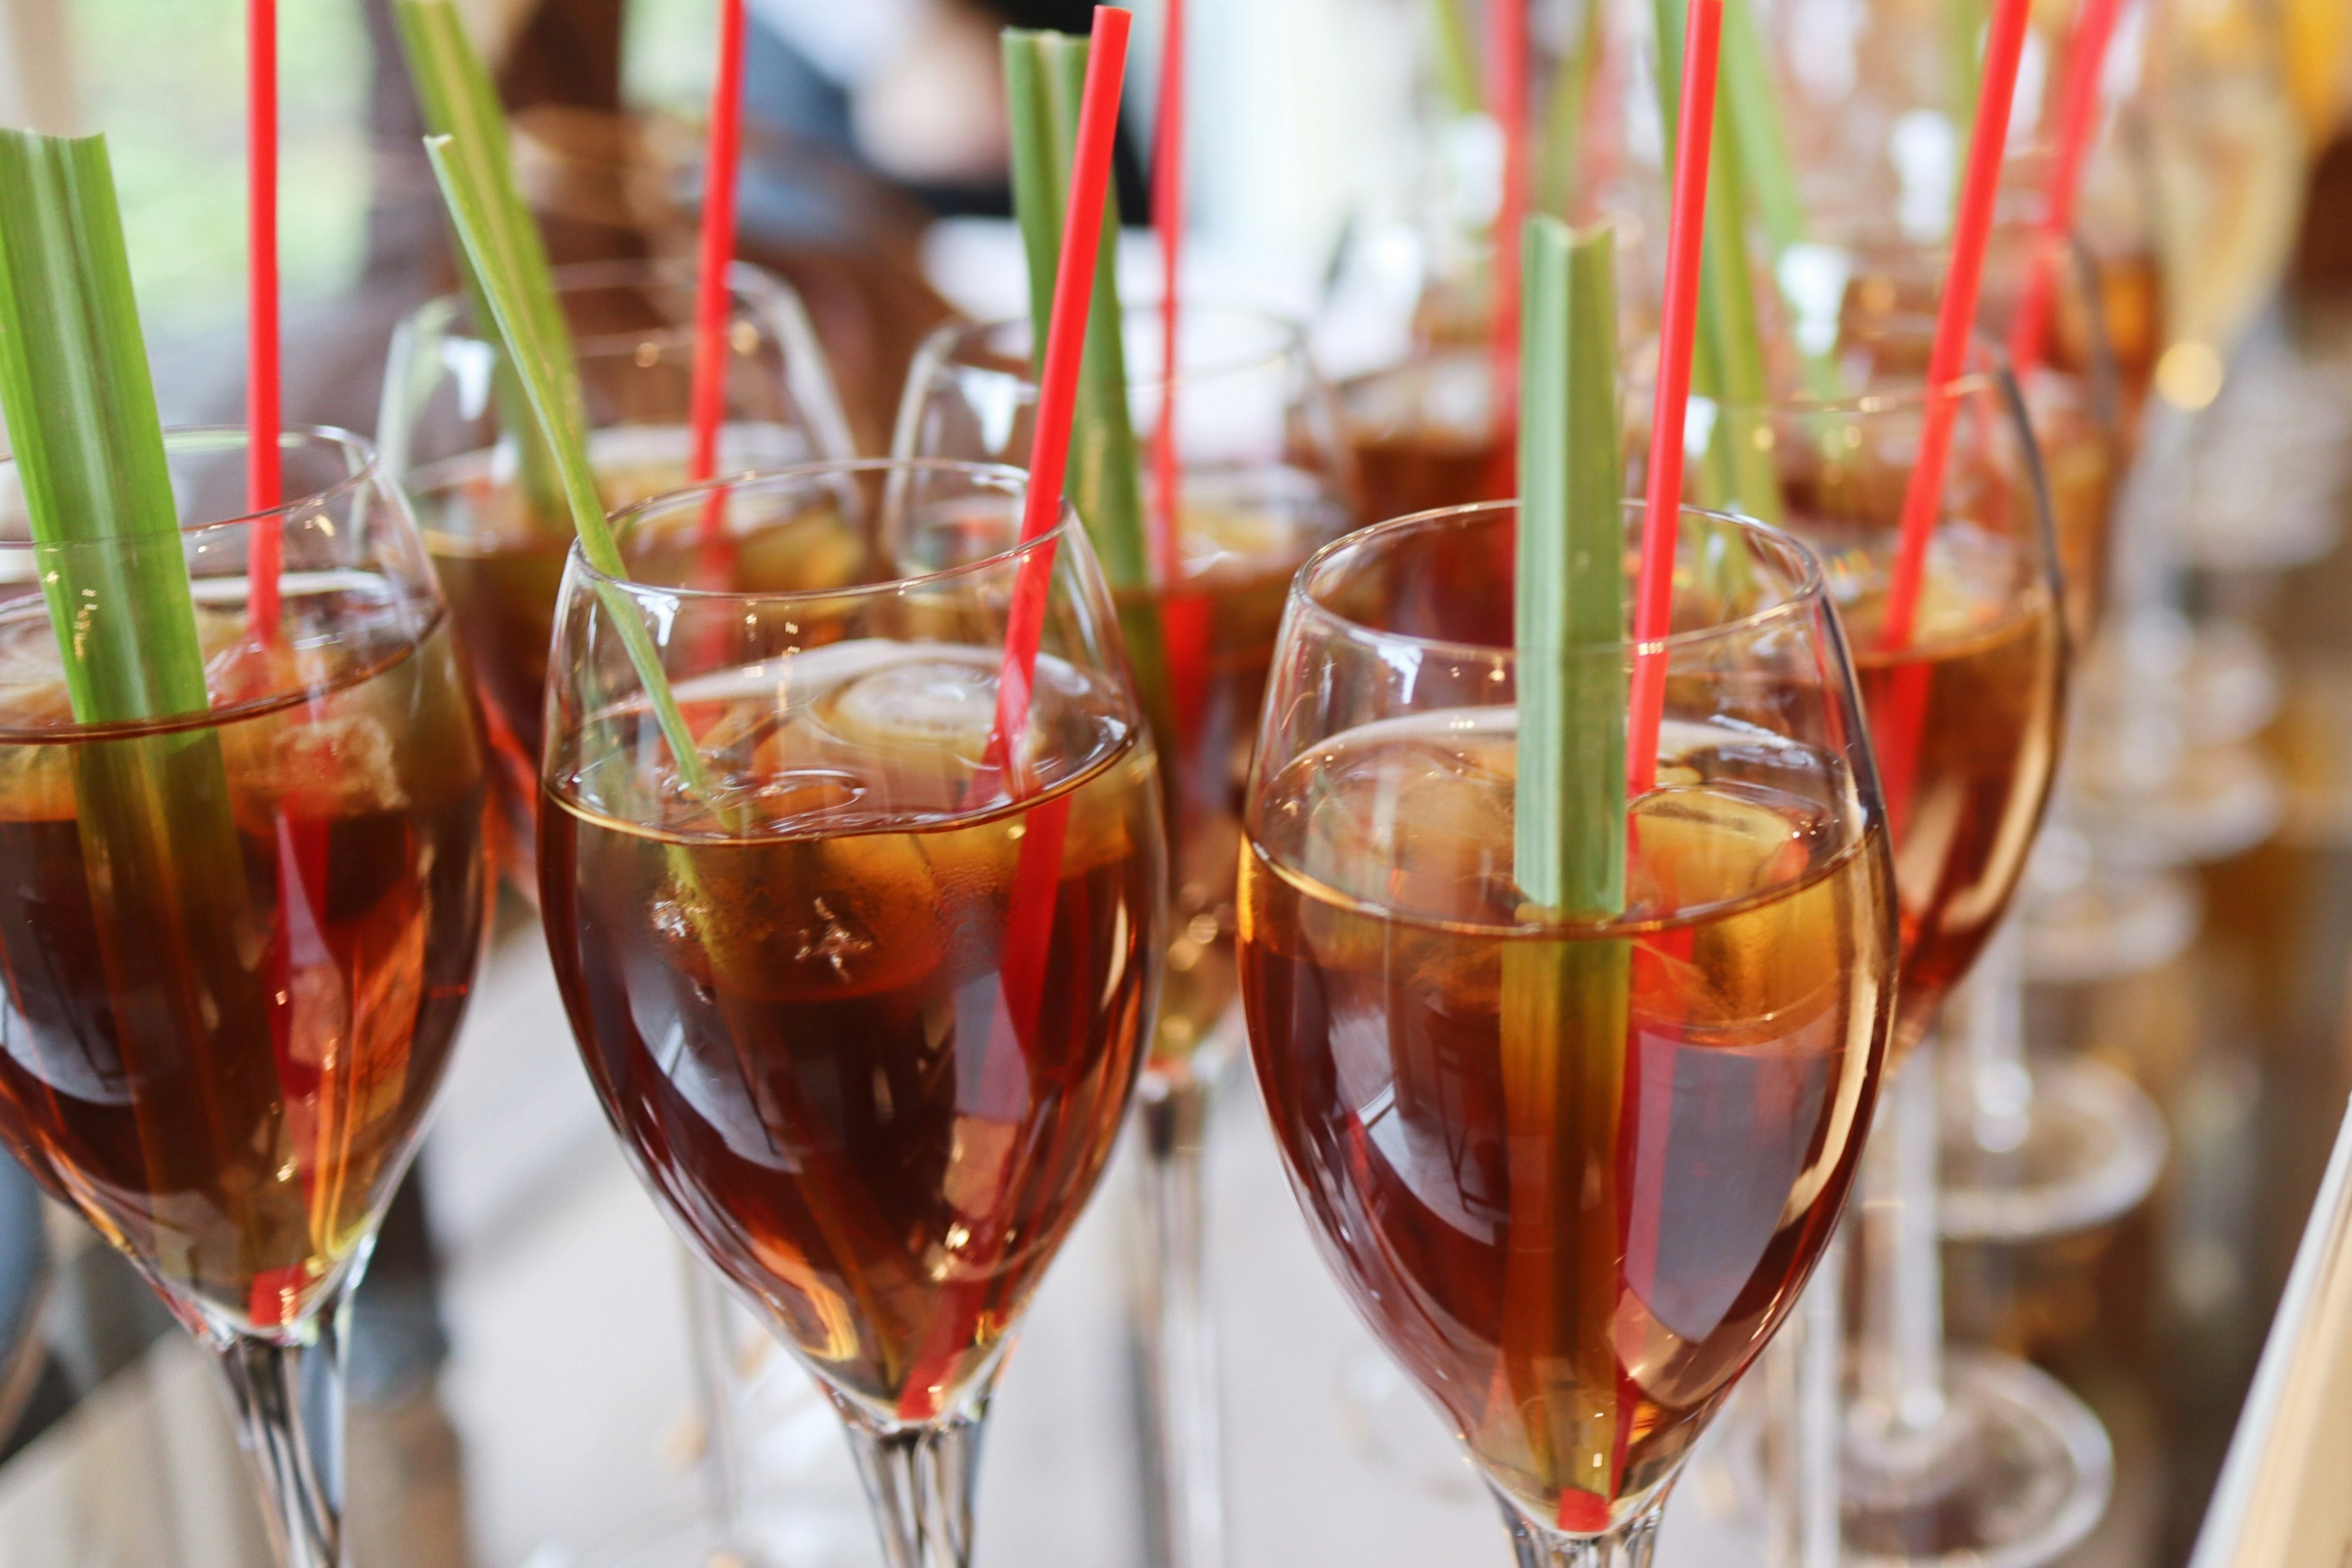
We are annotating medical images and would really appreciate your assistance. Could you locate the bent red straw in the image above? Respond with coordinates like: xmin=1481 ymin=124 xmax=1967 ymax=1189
xmin=1882 ymin=0 xmax=2035 ymax=649
xmin=1626 ymin=0 xmax=1724 ymax=794
xmin=2007 ymin=0 xmax=2127 ymax=377
xmin=246 ymin=0 xmax=283 ymax=641
xmin=986 ymin=6 xmax=1134 ymax=790
xmin=1490 ymin=0 xmax=1530 ymax=415
xmin=689 ymin=0 xmax=747 ymax=529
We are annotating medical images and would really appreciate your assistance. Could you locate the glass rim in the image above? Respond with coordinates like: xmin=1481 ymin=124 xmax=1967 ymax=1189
xmin=585 ymin=456 xmax=1084 ymax=605
xmin=1632 ymin=314 xmax=2016 ymax=417
xmin=412 ymin=255 xmax=796 ymax=358
xmin=0 ymin=424 xmax=382 ymax=548
xmin=1289 ymin=497 xmax=1828 ymax=661
xmin=923 ymin=302 xmax=1310 ymax=395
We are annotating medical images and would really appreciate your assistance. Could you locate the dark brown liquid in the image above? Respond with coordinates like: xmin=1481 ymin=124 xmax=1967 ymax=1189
xmin=1241 ymin=717 xmax=1891 ymax=1526
xmin=1844 ymin=569 xmax=2064 ymax=1057
xmin=1146 ymin=499 xmax=1341 ymax=1076
xmin=414 ymin=451 xmax=865 ymax=887
xmin=1341 ymin=355 xmax=1515 ymax=521
xmin=0 ymin=618 xmax=488 ymax=1332
xmin=541 ymin=688 xmax=1162 ymax=1419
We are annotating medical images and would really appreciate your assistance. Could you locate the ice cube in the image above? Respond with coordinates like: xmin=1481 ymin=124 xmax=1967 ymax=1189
xmin=667 ymin=832 xmax=947 ymax=1003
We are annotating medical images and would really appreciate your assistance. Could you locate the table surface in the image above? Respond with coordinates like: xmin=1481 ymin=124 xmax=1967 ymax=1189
xmin=7 ymin=302 xmax=2352 ymax=1568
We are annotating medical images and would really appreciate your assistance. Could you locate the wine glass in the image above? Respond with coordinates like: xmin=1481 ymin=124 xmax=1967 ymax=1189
xmin=377 ymin=257 xmax=854 ymax=895
xmin=1815 ymin=229 xmax=2171 ymax=1248
xmin=1239 ymin=496 xmax=1895 ymax=1564
xmin=1701 ymin=325 xmax=2108 ymax=1564
xmin=893 ymin=304 xmax=1352 ymax=1568
xmin=538 ymin=458 xmax=1165 ymax=1568
xmin=0 ymin=426 xmax=492 ymax=1567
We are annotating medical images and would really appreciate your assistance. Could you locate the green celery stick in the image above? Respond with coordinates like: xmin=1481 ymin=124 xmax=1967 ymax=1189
xmin=424 ymin=132 xmax=715 ymax=798
xmin=392 ymin=0 xmax=571 ymax=534
xmin=1719 ymin=0 xmax=1842 ymax=399
xmin=1653 ymin=0 xmax=1780 ymax=533
xmin=1001 ymin=28 xmax=1177 ymax=777
xmin=1947 ymin=0 xmax=1988 ymax=153
xmin=1499 ymin=215 xmax=1631 ymax=1512
xmin=1428 ymin=0 xmax=1485 ymax=118
xmin=1538 ymin=0 xmax=1605 ymax=217
xmin=0 ymin=130 xmax=277 ymax=1265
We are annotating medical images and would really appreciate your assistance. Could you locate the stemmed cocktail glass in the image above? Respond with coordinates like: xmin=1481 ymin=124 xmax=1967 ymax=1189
xmin=1694 ymin=325 xmax=2096 ymax=1563
xmin=0 ymin=427 xmax=492 ymax=1567
xmin=539 ymin=458 xmax=1165 ymax=1568
xmin=893 ymin=304 xmax=1352 ymax=1566
xmin=379 ymin=257 xmax=854 ymax=894
xmin=1240 ymin=497 xmax=1898 ymax=1566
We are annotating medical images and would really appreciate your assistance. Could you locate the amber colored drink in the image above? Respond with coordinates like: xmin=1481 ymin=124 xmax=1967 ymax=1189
xmin=413 ymin=444 xmax=861 ymax=869
xmin=1340 ymin=354 xmax=1514 ymax=519
xmin=1147 ymin=496 xmax=1343 ymax=1075
xmin=1831 ymin=540 xmax=2065 ymax=1056
xmin=1241 ymin=713 xmax=1891 ymax=1522
xmin=542 ymin=646 xmax=1163 ymax=1419
xmin=0 ymin=605 xmax=488 ymax=1332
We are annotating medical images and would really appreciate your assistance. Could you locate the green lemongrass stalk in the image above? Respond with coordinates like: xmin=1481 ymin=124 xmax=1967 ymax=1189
xmin=1947 ymin=0 xmax=1988 ymax=153
xmin=1537 ymin=0 xmax=1605 ymax=217
xmin=424 ymin=132 xmax=713 ymax=797
xmin=0 ymin=130 xmax=273 ymax=1226
xmin=1653 ymin=0 xmax=1779 ymax=527
xmin=1719 ymin=0 xmax=1841 ymax=399
xmin=393 ymin=0 xmax=571 ymax=533
xmin=1428 ymin=0 xmax=1485 ymax=118
xmin=1501 ymin=215 xmax=1629 ymax=1513
xmin=1001 ymin=28 xmax=1177 ymax=763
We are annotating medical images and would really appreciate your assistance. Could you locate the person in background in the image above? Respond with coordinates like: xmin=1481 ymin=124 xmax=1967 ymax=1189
xmin=742 ymin=0 xmax=1151 ymax=224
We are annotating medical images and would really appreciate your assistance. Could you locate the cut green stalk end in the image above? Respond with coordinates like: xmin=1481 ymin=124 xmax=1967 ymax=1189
xmin=1504 ymin=214 xmax=1631 ymax=1509
xmin=423 ymin=132 xmax=714 ymax=798
xmin=392 ymin=0 xmax=572 ymax=535
xmin=1515 ymin=216 xmax=1626 ymax=916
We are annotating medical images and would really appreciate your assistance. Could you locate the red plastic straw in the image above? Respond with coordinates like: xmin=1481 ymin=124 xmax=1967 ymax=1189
xmin=1151 ymin=0 xmax=1186 ymax=586
xmin=897 ymin=12 xmax=1131 ymax=1424
xmin=689 ymin=0 xmax=747 ymax=529
xmin=985 ymin=6 xmax=1134 ymax=787
xmin=246 ymin=0 xmax=283 ymax=642
xmin=1626 ymin=0 xmax=1722 ymax=794
xmin=2006 ymin=0 xmax=2127 ymax=377
xmin=1490 ymin=0 xmax=1530 ymax=417
xmin=1882 ymin=0 xmax=2034 ymax=649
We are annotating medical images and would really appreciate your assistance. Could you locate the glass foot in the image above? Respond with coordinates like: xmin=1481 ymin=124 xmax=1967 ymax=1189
xmin=1939 ymin=1057 xmax=2169 ymax=1242
xmin=2079 ymin=742 xmax=2282 ymax=867
xmin=1841 ymin=1351 xmax=2111 ymax=1568
xmin=2181 ymin=620 xmax=2279 ymax=748
xmin=2017 ymin=861 xmax=2199 ymax=984
xmin=573 ymin=1502 xmax=871 ymax=1568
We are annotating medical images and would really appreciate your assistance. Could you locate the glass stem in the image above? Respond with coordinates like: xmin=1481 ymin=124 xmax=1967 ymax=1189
xmin=835 ymin=1397 xmax=989 ymax=1568
xmin=1953 ymin=919 xmax=2032 ymax=1156
xmin=1133 ymin=1072 xmax=1226 ymax=1568
xmin=1760 ymin=1224 xmax=1846 ymax=1568
xmin=682 ymin=1248 xmax=757 ymax=1558
xmin=208 ymin=1284 xmax=352 ymax=1568
xmin=1795 ymin=1228 xmax=1845 ymax=1568
xmin=1855 ymin=1044 xmax=1949 ymax=1452
xmin=1496 ymin=1493 xmax=1664 ymax=1568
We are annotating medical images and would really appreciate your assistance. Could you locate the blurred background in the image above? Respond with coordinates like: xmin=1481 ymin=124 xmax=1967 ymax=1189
xmin=4 ymin=1 xmax=2352 ymax=1566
